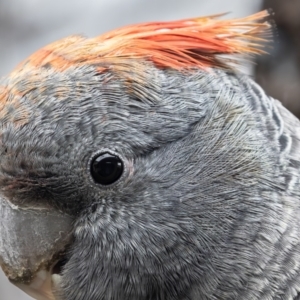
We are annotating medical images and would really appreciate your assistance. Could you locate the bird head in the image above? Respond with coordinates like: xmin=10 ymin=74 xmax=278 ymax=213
xmin=0 ymin=11 xmax=273 ymax=300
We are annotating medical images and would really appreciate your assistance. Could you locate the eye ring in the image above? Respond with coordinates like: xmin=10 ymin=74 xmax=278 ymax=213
xmin=89 ymin=150 xmax=125 ymax=186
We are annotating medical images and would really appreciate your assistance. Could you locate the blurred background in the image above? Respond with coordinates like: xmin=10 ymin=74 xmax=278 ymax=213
xmin=0 ymin=0 xmax=298 ymax=299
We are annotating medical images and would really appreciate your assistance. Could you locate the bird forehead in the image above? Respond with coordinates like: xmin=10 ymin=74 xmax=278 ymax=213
xmin=0 ymin=84 xmax=31 ymax=128
xmin=2 ymin=60 xmax=154 ymax=105
xmin=0 ymin=65 xmax=105 ymax=129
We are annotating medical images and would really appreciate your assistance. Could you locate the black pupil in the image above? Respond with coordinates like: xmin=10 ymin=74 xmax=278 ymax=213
xmin=91 ymin=152 xmax=123 ymax=185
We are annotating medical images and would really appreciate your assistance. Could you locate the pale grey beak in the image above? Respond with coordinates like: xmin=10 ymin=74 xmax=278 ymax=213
xmin=0 ymin=195 xmax=73 ymax=299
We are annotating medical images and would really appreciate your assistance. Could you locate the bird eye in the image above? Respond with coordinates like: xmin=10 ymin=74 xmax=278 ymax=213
xmin=90 ymin=152 xmax=124 ymax=185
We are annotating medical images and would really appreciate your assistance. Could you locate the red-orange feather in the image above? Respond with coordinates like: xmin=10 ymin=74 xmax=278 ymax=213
xmin=12 ymin=10 xmax=271 ymax=76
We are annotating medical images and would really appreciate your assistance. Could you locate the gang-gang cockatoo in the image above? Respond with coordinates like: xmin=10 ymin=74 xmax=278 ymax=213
xmin=0 ymin=10 xmax=300 ymax=300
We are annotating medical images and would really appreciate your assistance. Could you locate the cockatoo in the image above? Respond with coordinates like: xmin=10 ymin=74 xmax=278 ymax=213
xmin=1 ymin=10 xmax=300 ymax=300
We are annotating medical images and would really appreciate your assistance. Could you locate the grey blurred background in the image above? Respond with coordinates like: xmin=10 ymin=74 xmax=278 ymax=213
xmin=0 ymin=0 xmax=298 ymax=299
xmin=255 ymin=0 xmax=300 ymax=118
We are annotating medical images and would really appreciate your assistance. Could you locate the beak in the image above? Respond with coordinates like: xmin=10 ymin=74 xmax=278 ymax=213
xmin=0 ymin=195 xmax=73 ymax=300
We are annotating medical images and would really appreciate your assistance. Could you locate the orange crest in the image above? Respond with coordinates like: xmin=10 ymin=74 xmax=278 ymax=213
xmin=13 ymin=10 xmax=271 ymax=75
